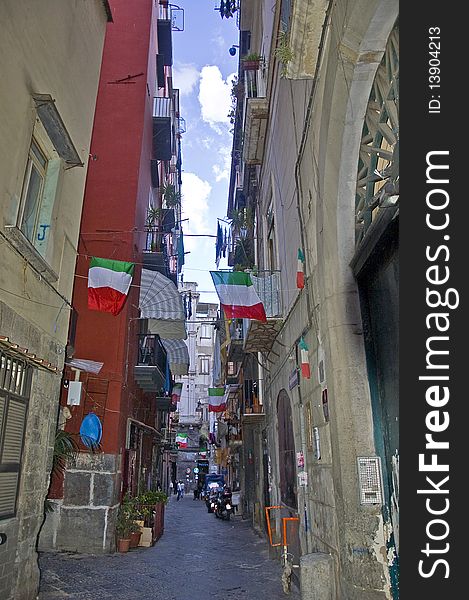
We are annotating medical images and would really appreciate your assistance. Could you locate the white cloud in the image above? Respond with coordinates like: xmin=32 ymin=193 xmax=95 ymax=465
xmin=212 ymin=144 xmax=232 ymax=182
xmin=181 ymin=172 xmax=212 ymax=253
xmin=172 ymin=63 xmax=199 ymax=97
xmin=198 ymin=66 xmax=237 ymax=132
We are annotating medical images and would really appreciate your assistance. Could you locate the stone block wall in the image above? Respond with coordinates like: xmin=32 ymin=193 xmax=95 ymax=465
xmin=38 ymin=453 xmax=121 ymax=554
xmin=0 ymin=300 xmax=63 ymax=600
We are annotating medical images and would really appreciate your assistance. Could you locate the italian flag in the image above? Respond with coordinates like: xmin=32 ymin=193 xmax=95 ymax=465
xmin=299 ymin=337 xmax=311 ymax=379
xmin=208 ymin=387 xmax=226 ymax=413
xmin=210 ymin=271 xmax=266 ymax=322
xmin=171 ymin=382 xmax=182 ymax=405
xmin=297 ymin=248 xmax=305 ymax=289
xmin=88 ymin=257 xmax=134 ymax=316
xmin=176 ymin=433 xmax=188 ymax=448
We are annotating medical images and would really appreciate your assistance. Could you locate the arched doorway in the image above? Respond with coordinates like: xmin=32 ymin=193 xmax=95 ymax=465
xmin=277 ymin=389 xmax=297 ymax=509
xmin=353 ymin=22 xmax=399 ymax=598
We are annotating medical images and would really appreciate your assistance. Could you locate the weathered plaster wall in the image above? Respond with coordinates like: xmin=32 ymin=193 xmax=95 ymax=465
xmin=253 ymin=0 xmax=399 ymax=598
xmin=0 ymin=301 xmax=63 ymax=600
xmin=0 ymin=2 xmax=107 ymax=598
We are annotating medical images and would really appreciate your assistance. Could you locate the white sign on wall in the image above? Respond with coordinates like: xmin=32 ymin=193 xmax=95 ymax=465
xmin=67 ymin=381 xmax=82 ymax=406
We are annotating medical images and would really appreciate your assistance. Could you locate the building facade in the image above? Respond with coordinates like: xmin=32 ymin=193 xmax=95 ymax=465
xmin=0 ymin=2 xmax=110 ymax=598
xmin=175 ymin=284 xmax=218 ymax=490
xmin=222 ymin=1 xmax=399 ymax=598
xmin=38 ymin=0 xmax=187 ymax=555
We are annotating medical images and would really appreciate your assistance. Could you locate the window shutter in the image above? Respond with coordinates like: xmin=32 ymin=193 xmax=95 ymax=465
xmin=0 ymin=387 xmax=29 ymax=519
xmin=0 ymin=394 xmax=5 ymax=439
xmin=0 ymin=472 xmax=19 ymax=518
xmin=2 ymin=399 xmax=27 ymax=463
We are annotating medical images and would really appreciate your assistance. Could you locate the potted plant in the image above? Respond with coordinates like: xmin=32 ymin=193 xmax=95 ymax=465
xmin=115 ymin=504 xmax=133 ymax=553
xmin=129 ymin=519 xmax=143 ymax=549
xmin=135 ymin=489 xmax=169 ymax=546
xmin=274 ymin=31 xmax=294 ymax=77
xmin=241 ymin=53 xmax=262 ymax=71
xmin=161 ymin=183 xmax=181 ymax=208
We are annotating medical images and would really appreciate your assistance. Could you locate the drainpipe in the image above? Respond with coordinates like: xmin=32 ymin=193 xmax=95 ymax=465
xmin=290 ymin=0 xmax=333 ymax=562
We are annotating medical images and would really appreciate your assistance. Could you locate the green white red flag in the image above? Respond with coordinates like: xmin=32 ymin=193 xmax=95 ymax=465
xmin=208 ymin=387 xmax=226 ymax=412
xmin=299 ymin=337 xmax=311 ymax=379
xmin=176 ymin=433 xmax=188 ymax=448
xmin=210 ymin=271 xmax=266 ymax=322
xmin=171 ymin=382 xmax=182 ymax=405
xmin=88 ymin=257 xmax=134 ymax=316
xmin=297 ymin=248 xmax=305 ymax=289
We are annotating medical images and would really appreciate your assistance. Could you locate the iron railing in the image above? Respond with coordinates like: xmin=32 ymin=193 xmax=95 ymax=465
xmin=137 ymin=334 xmax=167 ymax=373
xmin=249 ymin=270 xmax=282 ymax=317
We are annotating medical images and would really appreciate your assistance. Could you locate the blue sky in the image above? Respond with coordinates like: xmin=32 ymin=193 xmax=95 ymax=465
xmin=171 ymin=2 xmax=239 ymax=304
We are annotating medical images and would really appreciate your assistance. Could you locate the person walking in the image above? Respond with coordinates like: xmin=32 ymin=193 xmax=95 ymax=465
xmin=177 ymin=480 xmax=185 ymax=501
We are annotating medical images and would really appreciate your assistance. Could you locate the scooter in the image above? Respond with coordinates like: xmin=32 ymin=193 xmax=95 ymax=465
xmin=206 ymin=489 xmax=218 ymax=513
xmin=214 ymin=487 xmax=233 ymax=521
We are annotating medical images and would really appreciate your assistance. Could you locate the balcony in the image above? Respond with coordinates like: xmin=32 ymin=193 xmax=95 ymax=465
xmin=228 ymin=319 xmax=245 ymax=362
xmin=243 ymin=270 xmax=283 ymax=354
xmin=134 ymin=334 xmax=167 ymax=393
xmin=155 ymin=397 xmax=175 ymax=412
xmin=243 ymin=98 xmax=268 ymax=165
xmin=153 ymin=97 xmax=172 ymax=160
xmin=142 ymin=246 xmax=176 ymax=285
xmin=157 ymin=18 xmax=173 ymax=66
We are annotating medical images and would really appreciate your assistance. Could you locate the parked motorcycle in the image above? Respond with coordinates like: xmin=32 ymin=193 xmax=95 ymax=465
xmin=206 ymin=488 xmax=219 ymax=513
xmin=214 ymin=486 xmax=233 ymax=521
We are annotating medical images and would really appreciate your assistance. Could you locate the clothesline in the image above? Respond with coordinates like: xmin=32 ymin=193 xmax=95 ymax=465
xmin=79 ymin=229 xmax=217 ymax=237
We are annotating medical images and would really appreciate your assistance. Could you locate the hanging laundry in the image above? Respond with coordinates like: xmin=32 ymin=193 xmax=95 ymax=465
xmin=177 ymin=229 xmax=185 ymax=273
xmin=222 ymin=227 xmax=227 ymax=257
xmin=215 ymin=222 xmax=223 ymax=267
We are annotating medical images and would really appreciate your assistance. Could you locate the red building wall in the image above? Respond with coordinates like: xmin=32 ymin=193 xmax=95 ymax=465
xmin=66 ymin=0 xmax=159 ymax=457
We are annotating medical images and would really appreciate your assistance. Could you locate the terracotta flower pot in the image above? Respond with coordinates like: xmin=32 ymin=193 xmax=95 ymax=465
xmin=129 ymin=531 xmax=142 ymax=549
xmin=117 ymin=538 xmax=131 ymax=553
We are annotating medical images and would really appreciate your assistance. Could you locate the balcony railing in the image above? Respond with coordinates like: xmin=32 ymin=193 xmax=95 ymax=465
xmin=134 ymin=333 xmax=168 ymax=394
xmin=153 ymin=97 xmax=172 ymax=161
xmin=137 ymin=334 xmax=167 ymax=371
xmin=228 ymin=319 xmax=245 ymax=362
xmin=242 ymin=270 xmax=283 ymax=354
xmin=250 ymin=270 xmax=281 ymax=318
xmin=153 ymin=97 xmax=171 ymax=119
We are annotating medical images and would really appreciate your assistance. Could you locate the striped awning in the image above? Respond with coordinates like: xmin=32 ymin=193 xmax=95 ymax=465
xmin=161 ymin=339 xmax=189 ymax=376
xmin=139 ymin=269 xmax=187 ymax=340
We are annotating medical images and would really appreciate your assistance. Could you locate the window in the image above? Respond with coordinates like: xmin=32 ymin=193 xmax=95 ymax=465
xmin=0 ymin=352 xmax=32 ymax=520
xmin=200 ymin=324 xmax=212 ymax=339
xmin=17 ymin=123 xmax=62 ymax=258
xmin=227 ymin=361 xmax=237 ymax=376
xmin=20 ymin=139 xmax=47 ymax=243
xmin=199 ymin=356 xmax=210 ymax=375
xmin=277 ymin=389 xmax=297 ymax=508
xmin=265 ymin=199 xmax=277 ymax=270
xmin=5 ymin=95 xmax=82 ymax=271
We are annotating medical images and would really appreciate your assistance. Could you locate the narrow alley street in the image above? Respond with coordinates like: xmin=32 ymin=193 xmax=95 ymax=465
xmin=38 ymin=495 xmax=300 ymax=600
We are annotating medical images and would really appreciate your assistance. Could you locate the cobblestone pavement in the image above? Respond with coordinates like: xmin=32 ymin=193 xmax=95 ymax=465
xmin=38 ymin=495 xmax=300 ymax=600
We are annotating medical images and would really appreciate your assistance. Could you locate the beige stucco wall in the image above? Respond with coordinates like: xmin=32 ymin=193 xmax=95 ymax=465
xmin=0 ymin=0 xmax=107 ymax=343
xmin=0 ymin=2 xmax=107 ymax=598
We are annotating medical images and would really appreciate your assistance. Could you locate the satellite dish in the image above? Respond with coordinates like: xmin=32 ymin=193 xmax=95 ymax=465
xmin=79 ymin=413 xmax=102 ymax=448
